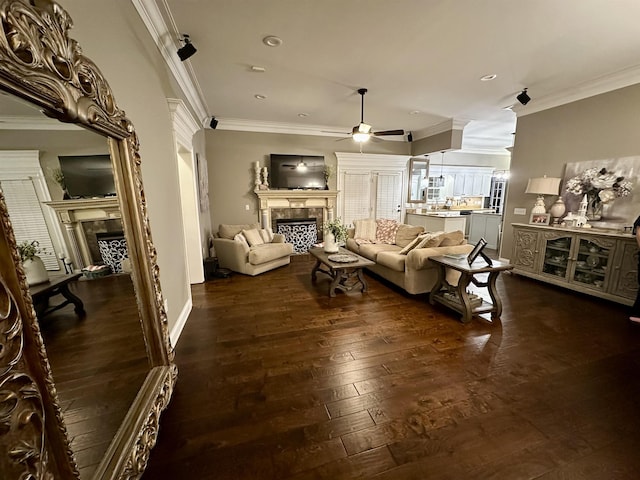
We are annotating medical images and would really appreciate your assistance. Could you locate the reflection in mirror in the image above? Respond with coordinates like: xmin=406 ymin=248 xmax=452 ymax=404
xmin=0 ymin=94 xmax=149 ymax=478
xmin=408 ymin=157 xmax=430 ymax=203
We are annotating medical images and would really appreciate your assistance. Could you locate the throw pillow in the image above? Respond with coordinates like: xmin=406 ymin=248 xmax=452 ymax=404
xmin=376 ymin=219 xmax=399 ymax=244
xmin=415 ymin=231 xmax=445 ymax=249
xmin=219 ymin=223 xmax=261 ymax=240
xmin=242 ymin=228 xmax=265 ymax=247
xmin=259 ymin=228 xmax=274 ymax=243
xmin=398 ymin=233 xmax=429 ymax=255
xmin=438 ymin=230 xmax=465 ymax=246
xmin=353 ymin=218 xmax=377 ymax=242
xmin=233 ymin=233 xmax=249 ymax=249
xmin=395 ymin=224 xmax=425 ymax=248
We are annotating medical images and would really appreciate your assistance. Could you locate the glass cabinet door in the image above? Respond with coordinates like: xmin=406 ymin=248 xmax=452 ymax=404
xmin=541 ymin=234 xmax=573 ymax=279
xmin=570 ymin=237 xmax=614 ymax=290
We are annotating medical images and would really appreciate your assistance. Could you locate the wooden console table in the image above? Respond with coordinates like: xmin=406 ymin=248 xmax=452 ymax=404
xmin=429 ymin=256 xmax=513 ymax=323
xmin=309 ymin=247 xmax=375 ymax=297
xmin=30 ymin=273 xmax=85 ymax=319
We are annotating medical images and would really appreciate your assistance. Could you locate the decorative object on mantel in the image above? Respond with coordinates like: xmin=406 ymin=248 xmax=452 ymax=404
xmin=323 ymin=165 xmax=334 ymax=190
xmin=561 ymin=158 xmax=638 ymax=229
xmin=525 ymin=176 xmax=561 ymax=214
xmin=48 ymin=166 xmax=71 ymax=199
xmin=324 ymin=217 xmax=348 ymax=253
xmin=253 ymin=161 xmax=261 ymax=189
xmin=17 ymin=240 xmax=49 ymax=286
xmin=261 ymin=167 xmax=269 ymax=188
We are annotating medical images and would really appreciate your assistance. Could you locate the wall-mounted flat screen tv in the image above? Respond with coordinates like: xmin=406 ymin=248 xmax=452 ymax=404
xmin=58 ymin=154 xmax=116 ymax=198
xmin=270 ymin=154 xmax=325 ymax=190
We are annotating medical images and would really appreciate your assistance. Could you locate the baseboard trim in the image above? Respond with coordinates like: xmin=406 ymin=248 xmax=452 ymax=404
xmin=170 ymin=296 xmax=192 ymax=348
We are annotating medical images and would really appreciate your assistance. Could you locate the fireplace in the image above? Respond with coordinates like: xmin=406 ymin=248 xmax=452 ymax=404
xmin=276 ymin=218 xmax=317 ymax=253
xmin=255 ymin=190 xmax=338 ymax=245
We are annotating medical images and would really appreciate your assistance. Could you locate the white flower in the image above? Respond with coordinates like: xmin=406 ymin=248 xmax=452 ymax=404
xmin=598 ymin=189 xmax=616 ymax=203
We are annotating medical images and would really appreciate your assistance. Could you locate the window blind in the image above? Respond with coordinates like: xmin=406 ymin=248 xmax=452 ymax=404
xmin=374 ymin=172 xmax=402 ymax=222
xmin=341 ymin=172 xmax=371 ymax=225
xmin=1 ymin=179 xmax=59 ymax=270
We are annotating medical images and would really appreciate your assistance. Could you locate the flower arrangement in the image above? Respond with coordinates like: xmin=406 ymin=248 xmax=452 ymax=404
xmin=324 ymin=217 xmax=348 ymax=242
xmin=565 ymin=167 xmax=633 ymax=202
xmin=17 ymin=240 xmax=42 ymax=262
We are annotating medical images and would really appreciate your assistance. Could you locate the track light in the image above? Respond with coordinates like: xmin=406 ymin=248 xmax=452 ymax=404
xmin=177 ymin=34 xmax=197 ymax=61
xmin=516 ymin=88 xmax=531 ymax=105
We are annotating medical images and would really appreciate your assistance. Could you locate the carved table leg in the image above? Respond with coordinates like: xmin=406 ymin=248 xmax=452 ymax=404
xmin=455 ymin=273 xmax=473 ymax=323
xmin=311 ymin=259 xmax=322 ymax=282
xmin=487 ymin=271 xmax=502 ymax=319
xmin=59 ymin=283 xmax=85 ymax=316
xmin=329 ymin=269 xmax=342 ymax=297
xmin=356 ymin=268 xmax=368 ymax=293
xmin=429 ymin=264 xmax=446 ymax=305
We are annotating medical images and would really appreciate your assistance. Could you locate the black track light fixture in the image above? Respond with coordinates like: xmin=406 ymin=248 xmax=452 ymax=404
xmin=516 ymin=88 xmax=531 ymax=105
xmin=177 ymin=34 xmax=197 ymax=61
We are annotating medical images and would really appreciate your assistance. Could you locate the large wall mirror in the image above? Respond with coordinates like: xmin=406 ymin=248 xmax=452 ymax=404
xmin=407 ymin=157 xmax=430 ymax=203
xmin=0 ymin=1 xmax=176 ymax=479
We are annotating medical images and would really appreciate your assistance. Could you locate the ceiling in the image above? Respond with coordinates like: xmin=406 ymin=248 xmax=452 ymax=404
xmin=149 ymin=0 xmax=640 ymax=154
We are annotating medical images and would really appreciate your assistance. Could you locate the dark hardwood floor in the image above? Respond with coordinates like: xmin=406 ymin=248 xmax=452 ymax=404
xmin=142 ymin=254 xmax=640 ymax=479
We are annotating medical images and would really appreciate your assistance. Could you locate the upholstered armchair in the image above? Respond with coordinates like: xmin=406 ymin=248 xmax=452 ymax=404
xmin=212 ymin=223 xmax=294 ymax=276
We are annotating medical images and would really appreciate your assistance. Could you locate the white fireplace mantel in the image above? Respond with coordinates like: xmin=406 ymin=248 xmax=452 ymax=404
xmin=255 ymin=189 xmax=339 ymax=229
xmin=45 ymin=197 xmax=121 ymax=270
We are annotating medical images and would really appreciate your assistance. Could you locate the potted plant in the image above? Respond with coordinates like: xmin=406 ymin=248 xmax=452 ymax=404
xmin=324 ymin=217 xmax=348 ymax=253
xmin=323 ymin=165 xmax=334 ymax=190
xmin=17 ymin=240 xmax=49 ymax=285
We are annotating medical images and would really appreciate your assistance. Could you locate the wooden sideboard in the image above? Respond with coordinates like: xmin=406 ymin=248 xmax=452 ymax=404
xmin=511 ymin=223 xmax=638 ymax=306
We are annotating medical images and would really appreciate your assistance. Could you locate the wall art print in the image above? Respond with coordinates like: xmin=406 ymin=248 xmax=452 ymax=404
xmin=561 ymin=157 xmax=639 ymax=229
xmin=196 ymin=153 xmax=209 ymax=213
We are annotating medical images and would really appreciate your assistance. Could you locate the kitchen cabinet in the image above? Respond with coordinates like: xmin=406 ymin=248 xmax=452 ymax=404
xmin=406 ymin=213 xmax=466 ymax=233
xmin=468 ymin=213 xmax=501 ymax=249
xmin=511 ymin=223 xmax=637 ymax=305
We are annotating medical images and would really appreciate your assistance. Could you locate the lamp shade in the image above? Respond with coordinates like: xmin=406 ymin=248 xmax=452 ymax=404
xmin=525 ymin=177 xmax=561 ymax=195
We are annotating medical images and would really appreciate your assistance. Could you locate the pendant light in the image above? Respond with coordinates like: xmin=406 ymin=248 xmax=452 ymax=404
xmin=437 ymin=151 xmax=445 ymax=187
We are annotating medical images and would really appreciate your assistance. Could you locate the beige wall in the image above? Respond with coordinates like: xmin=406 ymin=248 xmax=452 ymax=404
xmin=411 ymin=129 xmax=463 ymax=156
xmin=501 ymin=83 xmax=640 ymax=257
xmin=205 ymin=130 xmax=410 ymax=232
xmin=61 ymin=0 xmax=192 ymax=333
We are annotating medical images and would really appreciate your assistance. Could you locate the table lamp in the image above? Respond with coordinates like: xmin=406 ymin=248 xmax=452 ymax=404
xmin=525 ymin=176 xmax=561 ymax=214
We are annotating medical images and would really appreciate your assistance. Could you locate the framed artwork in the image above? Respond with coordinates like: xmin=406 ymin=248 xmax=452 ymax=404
xmin=561 ymin=157 xmax=639 ymax=229
xmin=196 ymin=153 xmax=209 ymax=213
xmin=467 ymin=237 xmax=492 ymax=265
xmin=530 ymin=213 xmax=551 ymax=225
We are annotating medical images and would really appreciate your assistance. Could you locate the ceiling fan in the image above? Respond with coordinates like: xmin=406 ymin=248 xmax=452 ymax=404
xmin=347 ymin=88 xmax=405 ymax=142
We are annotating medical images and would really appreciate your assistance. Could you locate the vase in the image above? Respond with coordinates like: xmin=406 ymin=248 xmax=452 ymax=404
xmin=324 ymin=231 xmax=339 ymax=253
xmin=23 ymin=256 xmax=49 ymax=286
xmin=586 ymin=194 xmax=603 ymax=221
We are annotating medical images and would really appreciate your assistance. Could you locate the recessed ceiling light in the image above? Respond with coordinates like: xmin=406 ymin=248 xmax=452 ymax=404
xmin=254 ymin=94 xmax=266 ymax=100
xmin=298 ymin=113 xmax=309 ymax=117
xmin=409 ymin=110 xmax=421 ymax=115
xmin=263 ymin=35 xmax=283 ymax=47
xmin=480 ymin=74 xmax=497 ymax=81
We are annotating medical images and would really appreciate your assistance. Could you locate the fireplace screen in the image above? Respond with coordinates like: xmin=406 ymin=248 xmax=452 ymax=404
xmin=276 ymin=219 xmax=317 ymax=253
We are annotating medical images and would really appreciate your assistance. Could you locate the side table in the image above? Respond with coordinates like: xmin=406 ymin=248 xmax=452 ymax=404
xmin=429 ymin=256 xmax=513 ymax=323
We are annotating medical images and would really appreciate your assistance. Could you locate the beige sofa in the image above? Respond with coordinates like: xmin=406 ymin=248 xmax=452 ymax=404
xmin=212 ymin=223 xmax=294 ymax=276
xmin=345 ymin=220 xmax=474 ymax=294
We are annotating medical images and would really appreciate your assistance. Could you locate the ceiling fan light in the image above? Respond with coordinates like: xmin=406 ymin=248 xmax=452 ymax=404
xmin=353 ymin=132 xmax=370 ymax=143
xmin=358 ymin=123 xmax=371 ymax=134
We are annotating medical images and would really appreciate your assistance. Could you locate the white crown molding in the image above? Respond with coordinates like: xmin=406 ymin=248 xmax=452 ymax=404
xmin=514 ymin=63 xmax=640 ymax=117
xmin=132 ymin=0 xmax=209 ymax=125
xmin=167 ymin=98 xmax=200 ymax=148
xmin=0 ymin=115 xmax=82 ymax=130
xmin=216 ymin=118 xmax=406 ymax=141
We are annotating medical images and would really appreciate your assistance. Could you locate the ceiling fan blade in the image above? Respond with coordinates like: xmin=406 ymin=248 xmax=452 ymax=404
xmin=373 ymin=129 xmax=405 ymax=136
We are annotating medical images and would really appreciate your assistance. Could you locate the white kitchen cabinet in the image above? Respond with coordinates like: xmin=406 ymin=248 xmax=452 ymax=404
xmin=468 ymin=213 xmax=501 ymax=249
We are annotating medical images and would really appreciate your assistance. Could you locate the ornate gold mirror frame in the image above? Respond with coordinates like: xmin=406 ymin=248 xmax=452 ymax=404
xmin=0 ymin=1 xmax=176 ymax=478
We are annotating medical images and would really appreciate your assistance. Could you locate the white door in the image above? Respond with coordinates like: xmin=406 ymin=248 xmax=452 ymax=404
xmin=374 ymin=171 xmax=402 ymax=222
